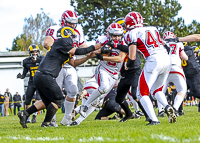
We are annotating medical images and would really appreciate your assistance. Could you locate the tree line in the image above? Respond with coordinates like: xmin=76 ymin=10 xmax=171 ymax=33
xmin=8 ymin=0 xmax=200 ymax=55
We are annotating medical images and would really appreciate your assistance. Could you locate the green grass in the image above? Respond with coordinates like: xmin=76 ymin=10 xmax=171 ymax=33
xmin=0 ymin=106 xmax=200 ymax=143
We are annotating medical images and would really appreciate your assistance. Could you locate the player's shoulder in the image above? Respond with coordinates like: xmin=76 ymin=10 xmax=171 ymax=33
xmin=23 ymin=57 xmax=31 ymax=63
xmin=96 ymin=35 xmax=108 ymax=44
xmin=184 ymin=45 xmax=193 ymax=51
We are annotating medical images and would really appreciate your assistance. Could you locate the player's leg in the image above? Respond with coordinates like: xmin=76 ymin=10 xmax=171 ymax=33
xmin=61 ymin=67 xmax=78 ymax=125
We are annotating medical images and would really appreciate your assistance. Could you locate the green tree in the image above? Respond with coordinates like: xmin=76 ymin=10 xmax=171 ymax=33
xmin=10 ymin=8 xmax=56 ymax=52
xmin=70 ymin=0 xmax=183 ymax=41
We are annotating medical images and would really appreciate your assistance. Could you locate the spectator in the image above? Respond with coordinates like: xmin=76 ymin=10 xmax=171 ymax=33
xmin=13 ymin=92 xmax=22 ymax=115
xmin=4 ymin=88 xmax=13 ymax=115
xmin=0 ymin=91 xmax=5 ymax=117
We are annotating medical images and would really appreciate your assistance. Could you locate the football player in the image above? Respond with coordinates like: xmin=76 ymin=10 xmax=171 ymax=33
xmin=123 ymin=11 xmax=176 ymax=125
xmin=17 ymin=44 xmax=44 ymax=123
xmin=157 ymin=31 xmax=188 ymax=117
xmin=43 ymin=10 xmax=89 ymax=126
xmin=17 ymin=26 xmax=101 ymax=128
xmin=79 ymin=23 xmax=127 ymax=118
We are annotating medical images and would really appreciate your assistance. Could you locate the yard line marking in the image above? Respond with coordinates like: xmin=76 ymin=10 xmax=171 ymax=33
xmin=7 ymin=136 xmax=64 ymax=141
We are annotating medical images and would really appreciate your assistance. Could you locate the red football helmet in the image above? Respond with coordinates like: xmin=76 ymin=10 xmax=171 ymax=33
xmin=107 ymin=23 xmax=124 ymax=36
xmin=61 ymin=10 xmax=78 ymax=27
xmin=163 ymin=31 xmax=176 ymax=40
xmin=125 ymin=11 xmax=144 ymax=30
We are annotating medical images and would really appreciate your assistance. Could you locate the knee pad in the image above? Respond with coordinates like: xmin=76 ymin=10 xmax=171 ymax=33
xmin=67 ymin=85 xmax=78 ymax=98
xmin=98 ymin=86 xmax=108 ymax=94
xmin=54 ymin=99 xmax=63 ymax=108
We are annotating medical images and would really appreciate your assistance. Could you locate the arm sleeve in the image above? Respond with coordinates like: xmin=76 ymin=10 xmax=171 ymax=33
xmin=74 ymin=45 xmax=95 ymax=55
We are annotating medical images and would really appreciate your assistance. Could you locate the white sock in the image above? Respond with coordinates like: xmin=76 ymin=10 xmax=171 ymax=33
xmin=84 ymin=89 xmax=101 ymax=107
xmin=74 ymin=105 xmax=81 ymax=114
xmin=132 ymin=100 xmax=139 ymax=112
xmin=173 ymin=95 xmax=184 ymax=110
xmin=81 ymin=98 xmax=87 ymax=105
xmin=157 ymin=101 xmax=164 ymax=112
xmin=154 ymin=91 xmax=168 ymax=108
xmin=52 ymin=114 xmax=56 ymax=121
xmin=76 ymin=105 xmax=96 ymax=124
xmin=64 ymin=100 xmax=75 ymax=119
xmin=140 ymin=96 xmax=158 ymax=122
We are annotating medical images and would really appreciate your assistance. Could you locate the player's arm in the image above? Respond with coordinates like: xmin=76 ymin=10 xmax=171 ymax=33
xmin=17 ymin=62 xmax=28 ymax=79
xmin=100 ymin=51 xmax=126 ymax=63
xmin=78 ymin=42 xmax=88 ymax=48
xmin=68 ymin=53 xmax=93 ymax=67
xmin=180 ymin=50 xmax=188 ymax=61
xmin=68 ymin=43 xmax=101 ymax=55
xmin=179 ymin=34 xmax=200 ymax=42
xmin=43 ymin=36 xmax=54 ymax=50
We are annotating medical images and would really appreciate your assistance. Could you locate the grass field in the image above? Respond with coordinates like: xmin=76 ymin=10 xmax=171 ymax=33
xmin=0 ymin=106 xmax=200 ymax=143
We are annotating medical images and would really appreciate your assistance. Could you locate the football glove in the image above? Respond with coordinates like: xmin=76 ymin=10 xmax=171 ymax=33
xmin=101 ymin=44 xmax=112 ymax=54
xmin=17 ymin=73 xmax=22 ymax=79
xmin=94 ymin=53 xmax=103 ymax=60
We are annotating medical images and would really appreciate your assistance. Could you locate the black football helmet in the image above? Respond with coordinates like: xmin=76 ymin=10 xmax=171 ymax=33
xmin=28 ymin=44 xmax=40 ymax=60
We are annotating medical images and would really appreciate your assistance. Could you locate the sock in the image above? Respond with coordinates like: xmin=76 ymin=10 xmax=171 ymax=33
xmin=173 ymin=95 xmax=184 ymax=110
xmin=76 ymin=105 xmax=96 ymax=124
xmin=64 ymin=100 xmax=75 ymax=119
xmin=140 ymin=96 xmax=158 ymax=122
xmin=44 ymin=103 xmax=58 ymax=122
xmin=132 ymin=100 xmax=139 ymax=112
xmin=157 ymin=101 xmax=164 ymax=112
xmin=119 ymin=99 xmax=132 ymax=116
xmin=154 ymin=91 xmax=168 ymax=108
xmin=52 ymin=114 xmax=56 ymax=121
xmin=74 ymin=105 xmax=81 ymax=114
xmin=137 ymin=101 xmax=148 ymax=118
xmin=84 ymin=89 xmax=101 ymax=107
xmin=26 ymin=105 xmax=38 ymax=115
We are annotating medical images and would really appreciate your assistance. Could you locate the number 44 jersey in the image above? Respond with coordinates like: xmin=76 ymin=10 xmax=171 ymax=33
xmin=124 ymin=26 xmax=167 ymax=59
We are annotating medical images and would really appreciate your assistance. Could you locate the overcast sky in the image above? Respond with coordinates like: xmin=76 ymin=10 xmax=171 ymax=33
xmin=0 ymin=0 xmax=199 ymax=52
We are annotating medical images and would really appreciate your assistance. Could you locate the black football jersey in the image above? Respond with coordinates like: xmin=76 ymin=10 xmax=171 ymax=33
xmin=120 ymin=53 xmax=141 ymax=77
xmin=38 ymin=36 xmax=73 ymax=78
xmin=22 ymin=56 xmax=44 ymax=82
xmin=182 ymin=46 xmax=200 ymax=77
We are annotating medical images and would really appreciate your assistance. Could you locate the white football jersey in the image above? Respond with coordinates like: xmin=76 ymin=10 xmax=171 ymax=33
xmin=165 ymin=41 xmax=184 ymax=67
xmin=96 ymin=35 xmax=125 ymax=74
xmin=73 ymin=27 xmax=85 ymax=47
xmin=45 ymin=25 xmax=61 ymax=40
xmin=124 ymin=26 xmax=167 ymax=59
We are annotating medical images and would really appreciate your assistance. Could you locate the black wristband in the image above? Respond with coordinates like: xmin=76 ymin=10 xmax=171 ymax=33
xmin=117 ymin=44 xmax=129 ymax=53
xmin=126 ymin=57 xmax=135 ymax=68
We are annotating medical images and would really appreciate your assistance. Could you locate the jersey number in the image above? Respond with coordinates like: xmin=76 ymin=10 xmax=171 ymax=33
xmin=181 ymin=60 xmax=187 ymax=67
xmin=146 ymin=30 xmax=162 ymax=48
xmin=107 ymin=52 xmax=118 ymax=66
xmin=46 ymin=28 xmax=54 ymax=36
xmin=169 ymin=44 xmax=177 ymax=54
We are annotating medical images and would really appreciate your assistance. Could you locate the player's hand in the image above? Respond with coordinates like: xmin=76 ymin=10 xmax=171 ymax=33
xmin=17 ymin=73 xmax=22 ymax=79
xmin=94 ymin=43 xmax=102 ymax=50
xmin=124 ymin=62 xmax=129 ymax=70
xmin=94 ymin=53 xmax=103 ymax=60
xmin=101 ymin=44 xmax=112 ymax=54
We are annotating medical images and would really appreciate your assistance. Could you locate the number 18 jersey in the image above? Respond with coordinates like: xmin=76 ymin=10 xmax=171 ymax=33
xmin=124 ymin=26 xmax=167 ymax=59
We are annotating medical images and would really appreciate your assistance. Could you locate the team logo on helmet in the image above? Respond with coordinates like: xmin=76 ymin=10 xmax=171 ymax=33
xmin=57 ymin=27 xmax=76 ymax=39
xmin=28 ymin=44 xmax=40 ymax=60
xmin=163 ymin=31 xmax=176 ymax=40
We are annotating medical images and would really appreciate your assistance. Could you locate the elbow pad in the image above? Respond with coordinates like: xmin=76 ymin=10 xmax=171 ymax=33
xmin=74 ymin=45 xmax=95 ymax=55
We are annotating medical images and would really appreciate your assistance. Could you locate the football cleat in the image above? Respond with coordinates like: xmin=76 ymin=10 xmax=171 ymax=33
xmin=31 ymin=115 xmax=37 ymax=123
xmin=178 ymin=110 xmax=185 ymax=116
xmin=136 ymin=111 xmax=144 ymax=116
xmin=18 ymin=110 xmax=29 ymax=128
xmin=146 ymin=120 xmax=160 ymax=126
xmin=134 ymin=113 xmax=141 ymax=119
xmin=173 ymin=107 xmax=179 ymax=117
xmin=27 ymin=117 xmax=31 ymax=123
xmin=60 ymin=117 xmax=72 ymax=126
xmin=50 ymin=119 xmax=58 ymax=127
xmin=41 ymin=122 xmax=52 ymax=127
xmin=69 ymin=121 xmax=79 ymax=126
xmin=157 ymin=110 xmax=165 ymax=117
xmin=79 ymin=105 xmax=88 ymax=118
xmin=119 ymin=113 xmax=135 ymax=122
xmin=145 ymin=116 xmax=151 ymax=122
xmin=165 ymin=105 xmax=177 ymax=123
